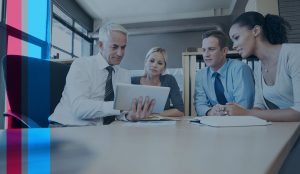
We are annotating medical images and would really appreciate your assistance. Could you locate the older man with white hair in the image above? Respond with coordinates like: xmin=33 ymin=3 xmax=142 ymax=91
xmin=49 ymin=23 xmax=155 ymax=126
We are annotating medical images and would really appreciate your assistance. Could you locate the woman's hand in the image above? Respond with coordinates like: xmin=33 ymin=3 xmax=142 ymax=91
xmin=225 ymin=103 xmax=249 ymax=116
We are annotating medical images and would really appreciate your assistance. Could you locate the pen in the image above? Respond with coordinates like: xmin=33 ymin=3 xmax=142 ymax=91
xmin=140 ymin=118 xmax=173 ymax=122
xmin=190 ymin=120 xmax=201 ymax=124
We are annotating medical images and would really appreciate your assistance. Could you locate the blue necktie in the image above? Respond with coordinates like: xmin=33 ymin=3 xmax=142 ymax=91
xmin=103 ymin=66 xmax=116 ymax=125
xmin=214 ymin=72 xmax=227 ymax=105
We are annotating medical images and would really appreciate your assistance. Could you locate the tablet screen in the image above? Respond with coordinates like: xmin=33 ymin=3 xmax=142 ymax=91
xmin=114 ymin=83 xmax=170 ymax=113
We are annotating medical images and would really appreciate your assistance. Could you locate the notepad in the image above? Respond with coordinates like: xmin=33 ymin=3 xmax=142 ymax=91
xmin=192 ymin=116 xmax=271 ymax=127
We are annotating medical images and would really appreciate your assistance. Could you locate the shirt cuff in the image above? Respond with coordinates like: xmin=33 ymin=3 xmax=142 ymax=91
xmin=205 ymin=108 xmax=211 ymax=116
xmin=116 ymin=111 xmax=129 ymax=121
xmin=102 ymin=101 xmax=121 ymax=116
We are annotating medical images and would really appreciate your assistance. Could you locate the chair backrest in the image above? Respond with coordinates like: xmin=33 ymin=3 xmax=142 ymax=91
xmin=2 ymin=55 xmax=71 ymax=127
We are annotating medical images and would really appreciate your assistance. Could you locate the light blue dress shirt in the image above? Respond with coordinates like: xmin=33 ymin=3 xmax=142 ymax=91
xmin=194 ymin=59 xmax=255 ymax=116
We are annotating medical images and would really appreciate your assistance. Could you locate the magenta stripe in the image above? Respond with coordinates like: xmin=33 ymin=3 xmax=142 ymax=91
xmin=6 ymin=0 xmax=22 ymax=173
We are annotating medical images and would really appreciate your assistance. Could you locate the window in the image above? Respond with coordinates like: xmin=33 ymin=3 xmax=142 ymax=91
xmin=53 ymin=4 xmax=72 ymax=25
xmin=52 ymin=18 xmax=72 ymax=53
xmin=27 ymin=0 xmax=48 ymax=41
xmin=6 ymin=0 xmax=21 ymax=31
xmin=7 ymin=36 xmax=42 ymax=58
xmin=0 ymin=0 xmax=2 ymax=22
xmin=74 ymin=33 xmax=91 ymax=57
xmin=51 ymin=47 xmax=72 ymax=59
xmin=75 ymin=22 xmax=87 ymax=36
xmin=3 ymin=0 xmax=51 ymax=131
xmin=51 ymin=4 xmax=92 ymax=59
xmin=6 ymin=0 xmax=48 ymax=41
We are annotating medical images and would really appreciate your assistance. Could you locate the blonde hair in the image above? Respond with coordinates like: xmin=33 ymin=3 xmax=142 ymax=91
xmin=143 ymin=47 xmax=168 ymax=76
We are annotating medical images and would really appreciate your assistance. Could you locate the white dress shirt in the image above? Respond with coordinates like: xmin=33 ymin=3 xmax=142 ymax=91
xmin=49 ymin=54 xmax=130 ymax=126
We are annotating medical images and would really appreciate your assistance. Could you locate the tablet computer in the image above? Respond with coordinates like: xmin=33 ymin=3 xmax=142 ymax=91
xmin=114 ymin=83 xmax=170 ymax=113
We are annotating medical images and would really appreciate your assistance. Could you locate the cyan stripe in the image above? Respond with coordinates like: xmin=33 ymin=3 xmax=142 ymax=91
xmin=27 ymin=0 xmax=48 ymax=42
xmin=27 ymin=0 xmax=51 ymax=174
xmin=27 ymin=129 xmax=50 ymax=174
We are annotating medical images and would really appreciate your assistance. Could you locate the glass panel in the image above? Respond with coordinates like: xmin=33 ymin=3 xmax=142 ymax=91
xmin=51 ymin=47 xmax=72 ymax=59
xmin=74 ymin=34 xmax=91 ymax=57
xmin=0 ymin=0 xmax=2 ymax=22
xmin=7 ymin=0 xmax=48 ymax=41
xmin=75 ymin=22 xmax=87 ymax=35
xmin=53 ymin=4 xmax=72 ymax=25
xmin=7 ymin=35 xmax=42 ymax=58
xmin=27 ymin=0 xmax=48 ymax=41
xmin=6 ymin=0 xmax=21 ymax=31
xmin=51 ymin=18 xmax=72 ymax=53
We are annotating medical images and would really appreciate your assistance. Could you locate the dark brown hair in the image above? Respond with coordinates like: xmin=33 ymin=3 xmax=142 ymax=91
xmin=231 ymin=11 xmax=291 ymax=44
xmin=202 ymin=30 xmax=229 ymax=49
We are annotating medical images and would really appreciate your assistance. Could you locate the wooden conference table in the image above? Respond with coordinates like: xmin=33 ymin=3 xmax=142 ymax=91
xmin=0 ymin=117 xmax=299 ymax=174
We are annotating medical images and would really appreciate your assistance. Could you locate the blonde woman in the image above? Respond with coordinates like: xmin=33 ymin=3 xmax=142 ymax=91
xmin=131 ymin=47 xmax=184 ymax=117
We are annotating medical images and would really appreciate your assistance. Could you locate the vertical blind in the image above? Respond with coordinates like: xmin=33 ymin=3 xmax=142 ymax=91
xmin=279 ymin=0 xmax=300 ymax=43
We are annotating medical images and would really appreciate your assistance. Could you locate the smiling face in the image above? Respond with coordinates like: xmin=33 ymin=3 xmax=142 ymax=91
xmin=202 ymin=36 xmax=228 ymax=71
xmin=99 ymin=31 xmax=127 ymax=65
xmin=229 ymin=24 xmax=256 ymax=58
xmin=145 ymin=52 xmax=166 ymax=76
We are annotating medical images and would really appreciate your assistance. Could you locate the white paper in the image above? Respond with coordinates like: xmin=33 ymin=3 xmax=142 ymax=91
xmin=193 ymin=116 xmax=271 ymax=127
xmin=123 ymin=121 xmax=176 ymax=127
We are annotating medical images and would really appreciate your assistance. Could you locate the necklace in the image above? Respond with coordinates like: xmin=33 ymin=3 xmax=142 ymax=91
xmin=262 ymin=66 xmax=275 ymax=85
xmin=261 ymin=63 xmax=271 ymax=73
xmin=264 ymin=78 xmax=274 ymax=85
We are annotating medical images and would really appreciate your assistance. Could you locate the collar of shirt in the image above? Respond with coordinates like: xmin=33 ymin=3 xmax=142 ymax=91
xmin=96 ymin=53 xmax=120 ymax=72
xmin=208 ymin=59 xmax=229 ymax=79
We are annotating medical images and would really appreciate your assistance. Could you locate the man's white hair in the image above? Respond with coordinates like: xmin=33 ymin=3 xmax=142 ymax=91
xmin=98 ymin=22 xmax=128 ymax=42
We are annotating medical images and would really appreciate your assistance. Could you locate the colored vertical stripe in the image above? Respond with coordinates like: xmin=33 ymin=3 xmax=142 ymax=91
xmin=6 ymin=0 xmax=22 ymax=174
xmin=28 ymin=0 xmax=48 ymax=42
xmin=27 ymin=129 xmax=50 ymax=174
xmin=6 ymin=130 xmax=22 ymax=174
xmin=6 ymin=0 xmax=51 ymax=173
xmin=27 ymin=1 xmax=51 ymax=174
xmin=6 ymin=0 xmax=22 ymax=30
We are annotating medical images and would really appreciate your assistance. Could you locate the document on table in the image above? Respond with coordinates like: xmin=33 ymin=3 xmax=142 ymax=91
xmin=190 ymin=116 xmax=271 ymax=127
xmin=123 ymin=114 xmax=178 ymax=127
xmin=139 ymin=114 xmax=181 ymax=121
xmin=123 ymin=121 xmax=176 ymax=127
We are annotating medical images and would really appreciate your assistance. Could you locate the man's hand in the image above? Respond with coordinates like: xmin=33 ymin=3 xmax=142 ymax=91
xmin=126 ymin=96 xmax=155 ymax=121
xmin=207 ymin=104 xmax=227 ymax=116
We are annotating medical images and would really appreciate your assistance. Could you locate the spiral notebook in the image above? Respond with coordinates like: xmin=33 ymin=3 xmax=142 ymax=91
xmin=114 ymin=83 xmax=170 ymax=113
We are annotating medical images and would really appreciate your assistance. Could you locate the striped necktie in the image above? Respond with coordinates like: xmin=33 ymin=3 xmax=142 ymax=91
xmin=104 ymin=66 xmax=114 ymax=101
xmin=103 ymin=66 xmax=116 ymax=125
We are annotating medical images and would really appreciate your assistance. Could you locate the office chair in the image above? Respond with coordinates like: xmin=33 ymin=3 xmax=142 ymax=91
xmin=2 ymin=55 xmax=71 ymax=128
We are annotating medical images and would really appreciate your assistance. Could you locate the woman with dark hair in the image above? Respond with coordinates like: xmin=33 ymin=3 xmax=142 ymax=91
xmin=225 ymin=11 xmax=300 ymax=121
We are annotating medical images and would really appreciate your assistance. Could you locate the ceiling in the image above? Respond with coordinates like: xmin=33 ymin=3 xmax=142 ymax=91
xmin=76 ymin=0 xmax=237 ymax=24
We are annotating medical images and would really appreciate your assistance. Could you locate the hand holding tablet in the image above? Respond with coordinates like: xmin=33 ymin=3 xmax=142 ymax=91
xmin=114 ymin=83 xmax=170 ymax=113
